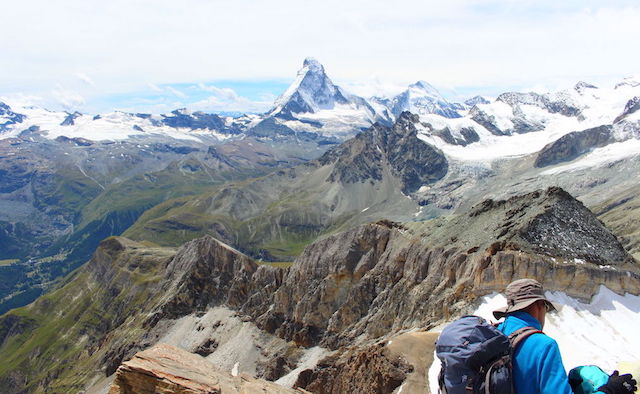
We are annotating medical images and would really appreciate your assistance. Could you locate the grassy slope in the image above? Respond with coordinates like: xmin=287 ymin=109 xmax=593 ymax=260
xmin=122 ymin=190 xmax=336 ymax=260
xmin=0 ymin=238 xmax=176 ymax=393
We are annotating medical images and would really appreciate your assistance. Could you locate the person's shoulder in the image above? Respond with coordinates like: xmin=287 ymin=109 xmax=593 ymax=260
xmin=527 ymin=331 xmax=560 ymax=351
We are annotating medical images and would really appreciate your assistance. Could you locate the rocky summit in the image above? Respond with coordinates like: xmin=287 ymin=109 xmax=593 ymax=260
xmin=1 ymin=187 xmax=637 ymax=393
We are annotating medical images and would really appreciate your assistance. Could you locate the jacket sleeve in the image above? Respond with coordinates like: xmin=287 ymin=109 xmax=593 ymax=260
xmin=537 ymin=339 xmax=574 ymax=394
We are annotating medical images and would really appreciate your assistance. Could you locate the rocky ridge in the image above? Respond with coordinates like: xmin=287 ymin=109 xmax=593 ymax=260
xmin=1 ymin=187 xmax=637 ymax=393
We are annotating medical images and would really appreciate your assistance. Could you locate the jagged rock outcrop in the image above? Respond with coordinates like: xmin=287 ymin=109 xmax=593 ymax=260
xmin=0 ymin=102 xmax=26 ymax=130
xmin=469 ymin=91 xmax=582 ymax=136
xmin=497 ymin=92 xmax=581 ymax=117
xmin=155 ymin=237 xmax=259 ymax=319
xmin=614 ymin=96 xmax=640 ymax=123
xmin=109 ymin=343 xmax=303 ymax=394
xmin=293 ymin=342 xmax=411 ymax=394
xmin=60 ymin=111 xmax=82 ymax=126
xmin=534 ymin=125 xmax=613 ymax=167
xmin=320 ymin=112 xmax=448 ymax=193
xmin=294 ymin=331 xmax=436 ymax=394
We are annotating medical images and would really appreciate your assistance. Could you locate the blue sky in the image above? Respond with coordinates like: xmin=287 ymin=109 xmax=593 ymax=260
xmin=1 ymin=0 xmax=638 ymax=114
xmin=94 ymin=80 xmax=292 ymax=114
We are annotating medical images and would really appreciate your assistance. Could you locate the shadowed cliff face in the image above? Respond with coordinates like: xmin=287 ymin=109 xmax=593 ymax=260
xmin=1 ymin=187 xmax=638 ymax=392
xmin=534 ymin=125 xmax=613 ymax=168
xmin=320 ymin=112 xmax=448 ymax=194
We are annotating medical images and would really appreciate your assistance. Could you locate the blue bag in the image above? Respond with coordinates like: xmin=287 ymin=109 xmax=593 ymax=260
xmin=435 ymin=315 xmax=541 ymax=394
xmin=568 ymin=365 xmax=610 ymax=394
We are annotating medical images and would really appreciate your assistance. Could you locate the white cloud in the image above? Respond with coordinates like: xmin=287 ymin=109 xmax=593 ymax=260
xmin=166 ymin=86 xmax=187 ymax=99
xmin=75 ymin=73 xmax=95 ymax=86
xmin=52 ymin=86 xmax=85 ymax=111
xmin=147 ymin=83 xmax=163 ymax=93
xmin=197 ymin=84 xmax=240 ymax=101
xmin=191 ymin=94 xmax=271 ymax=114
xmin=1 ymin=1 xmax=638 ymax=112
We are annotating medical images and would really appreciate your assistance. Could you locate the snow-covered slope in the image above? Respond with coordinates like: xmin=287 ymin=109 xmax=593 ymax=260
xmin=390 ymin=81 xmax=462 ymax=119
xmin=0 ymin=102 xmax=249 ymax=142
xmin=415 ymin=79 xmax=640 ymax=165
xmin=428 ymin=286 xmax=640 ymax=393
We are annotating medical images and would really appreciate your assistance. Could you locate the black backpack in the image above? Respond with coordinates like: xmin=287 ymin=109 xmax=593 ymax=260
xmin=435 ymin=315 xmax=542 ymax=394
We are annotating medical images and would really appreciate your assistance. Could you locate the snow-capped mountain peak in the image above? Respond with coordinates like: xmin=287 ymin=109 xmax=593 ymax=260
xmin=301 ymin=57 xmax=324 ymax=74
xmin=270 ymin=57 xmax=349 ymax=116
xmin=407 ymin=80 xmax=444 ymax=99
xmin=574 ymin=81 xmax=598 ymax=94
xmin=615 ymin=76 xmax=640 ymax=89
xmin=391 ymin=81 xmax=462 ymax=119
xmin=0 ymin=102 xmax=26 ymax=130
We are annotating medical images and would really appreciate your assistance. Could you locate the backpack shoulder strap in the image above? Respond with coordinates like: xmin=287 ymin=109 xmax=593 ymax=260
xmin=508 ymin=326 xmax=543 ymax=350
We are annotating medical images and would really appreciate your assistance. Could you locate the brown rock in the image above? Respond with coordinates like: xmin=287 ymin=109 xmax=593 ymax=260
xmin=108 ymin=343 xmax=303 ymax=394
xmin=293 ymin=342 xmax=412 ymax=394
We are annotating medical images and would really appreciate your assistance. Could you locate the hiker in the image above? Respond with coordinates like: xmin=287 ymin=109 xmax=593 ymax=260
xmin=493 ymin=278 xmax=637 ymax=394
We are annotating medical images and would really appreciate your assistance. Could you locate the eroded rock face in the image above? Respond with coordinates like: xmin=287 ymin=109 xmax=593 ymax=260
xmin=157 ymin=237 xmax=259 ymax=318
xmin=320 ymin=112 xmax=448 ymax=193
xmin=293 ymin=342 xmax=411 ymax=394
xmin=108 ymin=343 xmax=302 ymax=394
xmin=467 ymin=187 xmax=633 ymax=267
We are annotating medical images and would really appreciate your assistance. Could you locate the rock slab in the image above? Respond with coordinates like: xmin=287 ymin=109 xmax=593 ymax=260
xmin=108 ymin=343 xmax=302 ymax=394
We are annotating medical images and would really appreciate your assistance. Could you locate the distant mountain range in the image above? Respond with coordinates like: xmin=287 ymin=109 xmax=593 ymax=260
xmin=2 ymin=58 xmax=638 ymax=154
xmin=0 ymin=57 xmax=477 ymax=143
xmin=0 ymin=58 xmax=639 ymax=315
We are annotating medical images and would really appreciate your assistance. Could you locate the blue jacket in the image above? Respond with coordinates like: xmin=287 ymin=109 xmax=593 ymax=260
xmin=497 ymin=312 xmax=573 ymax=394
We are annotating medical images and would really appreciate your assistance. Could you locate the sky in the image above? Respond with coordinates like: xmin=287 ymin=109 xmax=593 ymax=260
xmin=1 ymin=0 xmax=639 ymax=114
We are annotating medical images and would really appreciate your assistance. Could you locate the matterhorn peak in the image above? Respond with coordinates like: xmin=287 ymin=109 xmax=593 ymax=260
xmin=269 ymin=58 xmax=349 ymax=116
xmin=302 ymin=57 xmax=324 ymax=73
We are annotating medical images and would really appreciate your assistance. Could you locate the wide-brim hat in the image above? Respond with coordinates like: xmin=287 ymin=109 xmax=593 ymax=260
xmin=493 ymin=278 xmax=559 ymax=319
